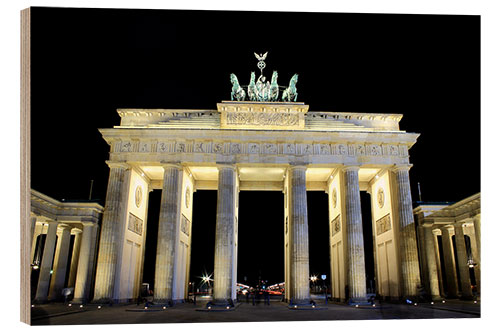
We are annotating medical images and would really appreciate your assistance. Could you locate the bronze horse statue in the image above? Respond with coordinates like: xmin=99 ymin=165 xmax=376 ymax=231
xmin=282 ymin=73 xmax=299 ymax=102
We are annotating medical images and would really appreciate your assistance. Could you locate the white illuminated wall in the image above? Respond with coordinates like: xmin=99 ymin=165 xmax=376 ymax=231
xmin=172 ymin=168 xmax=194 ymax=301
xmin=114 ymin=168 xmax=150 ymax=301
xmin=370 ymin=171 xmax=400 ymax=298
xmin=327 ymin=169 xmax=346 ymax=301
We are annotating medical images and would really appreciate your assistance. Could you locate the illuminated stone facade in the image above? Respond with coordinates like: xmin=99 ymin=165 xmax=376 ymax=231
xmin=30 ymin=190 xmax=103 ymax=303
xmin=91 ymin=101 xmax=422 ymax=305
xmin=414 ymin=193 xmax=481 ymax=300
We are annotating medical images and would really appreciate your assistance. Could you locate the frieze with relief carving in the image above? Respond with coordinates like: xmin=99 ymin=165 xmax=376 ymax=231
xmin=121 ymin=139 xmax=408 ymax=158
xmin=376 ymin=214 xmax=391 ymax=236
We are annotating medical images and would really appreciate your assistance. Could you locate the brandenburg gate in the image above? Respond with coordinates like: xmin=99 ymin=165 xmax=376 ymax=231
xmin=92 ymin=102 xmax=421 ymax=306
xmin=91 ymin=56 xmax=421 ymax=307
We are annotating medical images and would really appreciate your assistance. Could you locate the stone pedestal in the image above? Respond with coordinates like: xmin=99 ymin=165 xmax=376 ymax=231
xmin=393 ymin=165 xmax=421 ymax=298
xmin=154 ymin=164 xmax=183 ymax=304
xmin=454 ymin=223 xmax=473 ymax=299
xmin=93 ymin=162 xmax=130 ymax=302
xmin=48 ymin=225 xmax=71 ymax=301
xmin=441 ymin=226 xmax=458 ymax=298
xmin=423 ymin=226 xmax=441 ymax=300
xmin=74 ymin=223 xmax=96 ymax=303
xmin=288 ymin=165 xmax=311 ymax=305
xmin=343 ymin=166 xmax=367 ymax=303
xmin=67 ymin=229 xmax=82 ymax=288
xmin=213 ymin=165 xmax=237 ymax=304
xmin=34 ymin=222 xmax=58 ymax=303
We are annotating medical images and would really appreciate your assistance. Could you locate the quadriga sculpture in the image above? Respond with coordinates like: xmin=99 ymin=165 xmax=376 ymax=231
xmin=282 ymin=73 xmax=299 ymax=102
xmin=247 ymin=72 xmax=258 ymax=101
xmin=269 ymin=71 xmax=279 ymax=102
xmin=230 ymin=73 xmax=246 ymax=101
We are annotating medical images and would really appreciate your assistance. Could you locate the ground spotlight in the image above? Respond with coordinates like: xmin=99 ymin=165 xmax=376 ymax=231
xmin=31 ymin=305 xmax=34 ymax=308
xmin=414 ymin=303 xmax=417 ymax=306
xmin=372 ymin=304 xmax=376 ymax=307
xmin=294 ymin=305 xmax=297 ymax=309
xmin=355 ymin=304 xmax=359 ymax=308
xmin=98 ymin=306 xmax=101 ymax=309
xmin=226 ymin=306 xmax=230 ymax=309
xmin=80 ymin=305 xmax=83 ymax=308
xmin=430 ymin=302 xmax=434 ymax=305
xmin=474 ymin=301 xmax=477 ymax=304
xmin=68 ymin=304 xmax=72 ymax=307
xmin=144 ymin=306 xmax=148 ymax=310
xmin=312 ymin=305 xmax=315 ymax=308
xmin=163 ymin=306 xmax=166 ymax=310
xmin=442 ymin=300 xmax=446 ymax=303
xmin=208 ymin=306 xmax=212 ymax=310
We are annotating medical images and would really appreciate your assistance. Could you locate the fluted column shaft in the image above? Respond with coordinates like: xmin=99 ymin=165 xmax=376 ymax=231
xmin=454 ymin=223 xmax=472 ymax=298
xmin=288 ymin=165 xmax=310 ymax=303
xmin=48 ymin=225 xmax=72 ymax=300
xmin=74 ymin=223 xmax=95 ymax=302
xmin=472 ymin=215 xmax=481 ymax=293
xmin=154 ymin=164 xmax=183 ymax=303
xmin=67 ymin=229 xmax=82 ymax=288
xmin=30 ymin=216 xmax=37 ymax=245
xmin=441 ymin=226 xmax=458 ymax=298
xmin=393 ymin=166 xmax=421 ymax=297
xmin=473 ymin=215 xmax=481 ymax=266
xmin=343 ymin=166 xmax=367 ymax=302
xmin=213 ymin=165 xmax=237 ymax=303
xmin=93 ymin=163 xmax=129 ymax=301
xmin=423 ymin=226 xmax=441 ymax=300
xmin=35 ymin=222 xmax=58 ymax=302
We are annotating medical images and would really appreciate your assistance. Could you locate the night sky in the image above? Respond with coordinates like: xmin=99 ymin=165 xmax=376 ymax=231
xmin=30 ymin=8 xmax=479 ymax=289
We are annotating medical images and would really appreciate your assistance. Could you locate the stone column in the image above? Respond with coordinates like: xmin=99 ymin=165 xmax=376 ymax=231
xmin=454 ymin=223 xmax=473 ymax=299
xmin=93 ymin=162 xmax=130 ymax=302
xmin=30 ymin=215 xmax=37 ymax=245
xmin=469 ymin=216 xmax=480 ymax=294
xmin=288 ymin=164 xmax=311 ymax=304
xmin=213 ymin=164 xmax=237 ymax=304
xmin=393 ymin=165 xmax=421 ymax=298
xmin=441 ymin=225 xmax=458 ymax=298
xmin=67 ymin=229 xmax=82 ymax=288
xmin=154 ymin=164 xmax=183 ymax=304
xmin=34 ymin=221 xmax=58 ymax=303
xmin=343 ymin=166 xmax=367 ymax=303
xmin=73 ymin=223 xmax=96 ymax=302
xmin=432 ymin=229 xmax=445 ymax=296
xmin=423 ymin=225 xmax=441 ymax=300
xmin=473 ymin=214 xmax=481 ymax=266
xmin=48 ymin=225 xmax=72 ymax=301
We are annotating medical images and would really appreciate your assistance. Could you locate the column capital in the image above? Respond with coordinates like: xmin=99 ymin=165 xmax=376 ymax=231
xmin=160 ymin=162 xmax=183 ymax=171
xmin=80 ymin=221 xmax=95 ymax=228
xmin=341 ymin=164 xmax=360 ymax=172
xmin=71 ymin=227 xmax=83 ymax=234
xmin=288 ymin=162 xmax=308 ymax=171
xmin=57 ymin=224 xmax=72 ymax=232
xmin=105 ymin=161 xmax=130 ymax=170
xmin=441 ymin=224 xmax=455 ymax=232
xmin=432 ymin=228 xmax=441 ymax=235
xmin=216 ymin=163 xmax=237 ymax=171
xmin=392 ymin=164 xmax=413 ymax=172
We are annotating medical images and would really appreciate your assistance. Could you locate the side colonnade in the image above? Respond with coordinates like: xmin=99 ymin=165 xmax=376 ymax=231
xmin=30 ymin=190 xmax=103 ymax=304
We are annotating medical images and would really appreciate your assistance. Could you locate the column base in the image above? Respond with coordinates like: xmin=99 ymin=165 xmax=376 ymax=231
xmin=151 ymin=298 xmax=174 ymax=307
xmin=288 ymin=298 xmax=320 ymax=309
xmin=430 ymin=295 xmax=443 ymax=302
xmin=205 ymin=299 xmax=236 ymax=311
xmin=348 ymin=297 xmax=371 ymax=306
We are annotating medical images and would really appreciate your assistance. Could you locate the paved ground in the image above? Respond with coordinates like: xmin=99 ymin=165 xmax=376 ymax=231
xmin=30 ymin=299 xmax=480 ymax=326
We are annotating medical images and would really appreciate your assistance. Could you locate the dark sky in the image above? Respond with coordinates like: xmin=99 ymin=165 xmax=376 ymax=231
xmin=30 ymin=7 xmax=479 ymax=287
